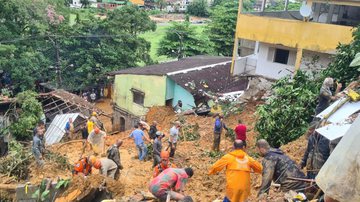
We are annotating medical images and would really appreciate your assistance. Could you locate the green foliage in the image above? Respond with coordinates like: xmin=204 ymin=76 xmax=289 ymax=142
xmin=55 ymin=178 xmax=71 ymax=189
xmin=225 ymin=128 xmax=235 ymax=141
xmin=179 ymin=123 xmax=200 ymax=141
xmin=0 ymin=141 xmax=31 ymax=180
xmin=255 ymin=71 xmax=320 ymax=148
xmin=207 ymin=0 xmax=238 ymax=56
xmin=32 ymin=179 xmax=53 ymax=201
xmin=10 ymin=91 xmax=43 ymax=140
xmin=0 ymin=2 xmax=156 ymax=92
xmin=158 ymin=22 xmax=210 ymax=59
xmin=202 ymin=150 xmax=224 ymax=159
xmin=45 ymin=151 xmax=72 ymax=170
xmin=186 ymin=0 xmax=210 ymax=17
xmin=322 ymin=26 xmax=360 ymax=84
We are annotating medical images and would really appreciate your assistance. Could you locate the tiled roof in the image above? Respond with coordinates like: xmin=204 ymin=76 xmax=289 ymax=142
xmin=168 ymin=62 xmax=249 ymax=94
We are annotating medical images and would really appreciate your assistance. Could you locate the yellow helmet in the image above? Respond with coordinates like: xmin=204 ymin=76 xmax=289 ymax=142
xmin=92 ymin=111 xmax=97 ymax=116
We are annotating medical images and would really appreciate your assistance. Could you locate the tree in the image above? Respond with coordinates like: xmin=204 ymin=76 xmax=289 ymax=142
xmin=323 ymin=26 xmax=360 ymax=84
xmin=0 ymin=2 xmax=157 ymax=92
xmin=158 ymin=22 xmax=210 ymax=59
xmin=10 ymin=91 xmax=43 ymax=141
xmin=186 ymin=0 xmax=209 ymax=17
xmin=255 ymin=71 xmax=320 ymax=148
xmin=207 ymin=0 xmax=238 ymax=56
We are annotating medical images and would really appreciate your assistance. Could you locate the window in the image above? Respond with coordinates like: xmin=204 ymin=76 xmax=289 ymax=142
xmin=131 ymin=88 xmax=145 ymax=106
xmin=274 ymin=48 xmax=290 ymax=64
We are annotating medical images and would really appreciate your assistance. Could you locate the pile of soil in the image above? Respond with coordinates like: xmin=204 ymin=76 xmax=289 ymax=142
xmin=56 ymin=174 xmax=124 ymax=202
xmin=23 ymin=99 xmax=304 ymax=201
xmin=280 ymin=135 xmax=308 ymax=164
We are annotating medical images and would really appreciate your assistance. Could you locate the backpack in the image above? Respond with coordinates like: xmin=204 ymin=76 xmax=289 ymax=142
xmin=214 ymin=119 xmax=222 ymax=132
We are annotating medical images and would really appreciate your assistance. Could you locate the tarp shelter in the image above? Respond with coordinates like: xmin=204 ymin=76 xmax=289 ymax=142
xmin=316 ymin=116 xmax=360 ymax=201
xmin=45 ymin=113 xmax=85 ymax=145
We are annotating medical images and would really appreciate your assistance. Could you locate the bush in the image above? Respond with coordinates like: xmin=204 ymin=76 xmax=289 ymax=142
xmin=255 ymin=71 xmax=320 ymax=148
xmin=10 ymin=91 xmax=43 ymax=140
xmin=186 ymin=0 xmax=209 ymax=17
xmin=322 ymin=26 xmax=360 ymax=84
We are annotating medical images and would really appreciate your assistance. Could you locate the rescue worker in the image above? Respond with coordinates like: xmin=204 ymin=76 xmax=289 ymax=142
xmin=300 ymin=121 xmax=330 ymax=179
xmin=87 ymin=127 xmax=107 ymax=155
xmin=153 ymin=131 xmax=165 ymax=167
xmin=153 ymin=151 xmax=177 ymax=178
xmin=209 ymin=140 xmax=263 ymax=202
xmin=315 ymin=77 xmax=342 ymax=115
xmin=256 ymin=139 xmax=307 ymax=197
xmin=33 ymin=121 xmax=45 ymax=136
xmin=149 ymin=121 xmax=158 ymax=139
xmin=213 ymin=114 xmax=228 ymax=151
xmin=89 ymin=156 xmax=118 ymax=179
xmin=90 ymin=111 xmax=103 ymax=130
xmin=129 ymin=124 xmax=151 ymax=161
xmin=32 ymin=128 xmax=45 ymax=167
xmin=149 ymin=167 xmax=194 ymax=202
xmin=107 ymin=139 xmax=123 ymax=180
xmin=168 ymin=121 xmax=181 ymax=157
xmin=65 ymin=117 xmax=75 ymax=140
xmin=87 ymin=118 xmax=94 ymax=134
xmin=73 ymin=156 xmax=92 ymax=176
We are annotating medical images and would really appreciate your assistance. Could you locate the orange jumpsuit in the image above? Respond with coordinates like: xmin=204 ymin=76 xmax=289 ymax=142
xmin=153 ymin=162 xmax=177 ymax=178
xmin=73 ymin=157 xmax=92 ymax=176
xmin=209 ymin=149 xmax=262 ymax=202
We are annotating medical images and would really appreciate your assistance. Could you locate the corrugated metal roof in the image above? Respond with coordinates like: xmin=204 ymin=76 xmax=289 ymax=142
xmin=45 ymin=113 xmax=79 ymax=145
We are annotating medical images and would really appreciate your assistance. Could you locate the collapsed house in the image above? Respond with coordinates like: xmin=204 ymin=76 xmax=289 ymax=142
xmin=38 ymin=89 xmax=104 ymax=145
xmin=108 ymin=56 xmax=249 ymax=132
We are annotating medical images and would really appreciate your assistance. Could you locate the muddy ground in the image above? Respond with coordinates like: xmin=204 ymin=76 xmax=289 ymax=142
xmin=2 ymin=99 xmax=308 ymax=201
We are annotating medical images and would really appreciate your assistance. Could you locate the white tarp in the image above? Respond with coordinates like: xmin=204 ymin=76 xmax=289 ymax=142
xmin=45 ymin=113 xmax=79 ymax=145
xmin=316 ymin=98 xmax=360 ymax=123
xmin=316 ymin=116 xmax=360 ymax=201
xmin=315 ymin=123 xmax=352 ymax=141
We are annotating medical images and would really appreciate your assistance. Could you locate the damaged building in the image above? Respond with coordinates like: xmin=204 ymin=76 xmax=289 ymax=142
xmin=108 ymin=56 xmax=249 ymax=132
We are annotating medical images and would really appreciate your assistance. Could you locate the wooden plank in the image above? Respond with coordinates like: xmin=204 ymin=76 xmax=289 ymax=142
xmin=44 ymin=102 xmax=67 ymax=113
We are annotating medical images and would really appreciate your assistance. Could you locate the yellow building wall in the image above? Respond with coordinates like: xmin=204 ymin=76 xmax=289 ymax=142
xmin=236 ymin=14 xmax=354 ymax=53
xmin=114 ymin=74 xmax=166 ymax=117
xmin=130 ymin=0 xmax=144 ymax=6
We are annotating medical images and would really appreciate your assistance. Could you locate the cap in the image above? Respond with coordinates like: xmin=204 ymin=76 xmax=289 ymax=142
xmin=89 ymin=155 xmax=97 ymax=165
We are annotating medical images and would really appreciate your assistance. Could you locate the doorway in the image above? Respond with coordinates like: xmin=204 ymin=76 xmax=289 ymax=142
xmin=120 ymin=117 xmax=125 ymax=132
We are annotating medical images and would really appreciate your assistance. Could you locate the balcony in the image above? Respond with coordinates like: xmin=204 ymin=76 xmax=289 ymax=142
xmin=236 ymin=14 xmax=354 ymax=53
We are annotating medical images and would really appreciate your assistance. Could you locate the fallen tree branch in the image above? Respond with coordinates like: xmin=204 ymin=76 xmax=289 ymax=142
xmin=8 ymin=154 xmax=31 ymax=177
xmin=0 ymin=183 xmax=17 ymax=190
xmin=52 ymin=140 xmax=84 ymax=149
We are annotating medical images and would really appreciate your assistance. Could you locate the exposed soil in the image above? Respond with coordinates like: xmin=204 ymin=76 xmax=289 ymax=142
xmin=7 ymin=98 xmax=308 ymax=201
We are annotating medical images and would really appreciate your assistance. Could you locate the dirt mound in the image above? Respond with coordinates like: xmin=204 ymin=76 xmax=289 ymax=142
xmin=57 ymin=174 xmax=124 ymax=201
xmin=145 ymin=106 xmax=176 ymax=131
xmin=280 ymin=135 xmax=307 ymax=164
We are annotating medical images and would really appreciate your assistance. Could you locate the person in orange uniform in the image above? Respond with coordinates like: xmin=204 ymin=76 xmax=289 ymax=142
xmin=209 ymin=140 xmax=263 ymax=202
xmin=73 ymin=156 xmax=92 ymax=176
xmin=153 ymin=151 xmax=177 ymax=178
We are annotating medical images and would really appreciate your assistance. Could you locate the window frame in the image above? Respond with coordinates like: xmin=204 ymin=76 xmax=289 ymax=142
xmin=131 ymin=88 xmax=145 ymax=106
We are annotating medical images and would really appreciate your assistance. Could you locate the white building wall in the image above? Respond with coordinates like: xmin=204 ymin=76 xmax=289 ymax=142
xmin=255 ymin=43 xmax=332 ymax=79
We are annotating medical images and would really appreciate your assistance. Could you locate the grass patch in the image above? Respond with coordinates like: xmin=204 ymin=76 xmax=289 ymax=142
xmin=140 ymin=24 xmax=206 ymax=63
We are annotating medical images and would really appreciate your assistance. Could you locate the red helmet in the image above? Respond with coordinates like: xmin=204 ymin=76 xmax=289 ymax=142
xmin=94 ymin=128 xmax=100 ymax=134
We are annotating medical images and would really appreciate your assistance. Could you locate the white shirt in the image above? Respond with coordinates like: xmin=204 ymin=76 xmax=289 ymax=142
xmin=169 ymin=126 xmax=179 ymax=143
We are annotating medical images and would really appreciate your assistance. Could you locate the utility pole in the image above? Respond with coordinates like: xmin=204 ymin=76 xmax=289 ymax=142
xmin=55 ymin=38 xmax=61 ymax=88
